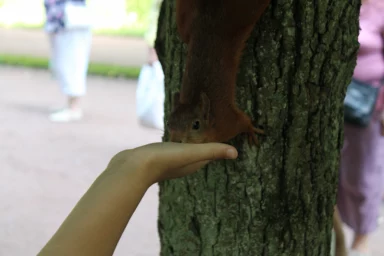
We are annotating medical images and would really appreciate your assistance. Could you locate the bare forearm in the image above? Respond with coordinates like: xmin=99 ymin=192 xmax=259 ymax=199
xmin=38 ymin=143 xmax=238 ymax=255
xmin=38 ymin=168 xmax=149 ymax=256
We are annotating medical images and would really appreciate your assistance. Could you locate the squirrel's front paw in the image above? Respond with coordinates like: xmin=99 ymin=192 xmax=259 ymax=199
xmin=247 ymin=125 xmax=264 ymax=146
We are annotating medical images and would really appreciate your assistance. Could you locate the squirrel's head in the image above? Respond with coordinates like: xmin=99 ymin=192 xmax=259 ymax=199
xmin=167 ymin=92 xmax=213 ymax=143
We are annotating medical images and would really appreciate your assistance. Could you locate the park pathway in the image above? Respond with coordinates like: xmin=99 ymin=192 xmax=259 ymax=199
xmin=0 ymin=66 xmax=161 ymax=255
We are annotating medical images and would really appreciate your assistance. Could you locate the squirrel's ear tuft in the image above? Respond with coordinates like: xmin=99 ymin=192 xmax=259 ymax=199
xmin=199 ymin=92 xmax=210 ymax=120
xmin=172 ymin=92 xmax=181 ymax=111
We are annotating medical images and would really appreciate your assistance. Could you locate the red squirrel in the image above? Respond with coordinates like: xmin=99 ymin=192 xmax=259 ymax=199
xmin=166 ymin=0 xmax=271 ymax=144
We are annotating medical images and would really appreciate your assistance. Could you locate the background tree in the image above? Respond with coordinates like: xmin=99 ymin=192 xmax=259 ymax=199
xmin=155 ymin=0 xmax=361 ymax=255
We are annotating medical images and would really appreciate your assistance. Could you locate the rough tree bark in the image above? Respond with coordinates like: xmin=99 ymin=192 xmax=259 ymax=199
xmin=155 ymin=0 xmax=361 ymax=255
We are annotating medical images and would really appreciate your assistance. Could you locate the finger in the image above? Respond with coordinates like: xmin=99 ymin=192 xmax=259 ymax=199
xmin=169 ymin=142 xmax=238 ymax=162
xmin=141 ymin=142 xmax=238 ymax=170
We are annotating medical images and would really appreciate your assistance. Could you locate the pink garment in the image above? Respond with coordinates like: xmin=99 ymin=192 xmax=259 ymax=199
xmin=352 ymin=0 xmax=384 ymax=110
xmin=338 ymin=0 xmax=384 ymax=235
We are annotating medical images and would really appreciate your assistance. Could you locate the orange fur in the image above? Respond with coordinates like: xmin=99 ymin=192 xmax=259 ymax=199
xmin=168 ymin=0 xmax=271 ymax=144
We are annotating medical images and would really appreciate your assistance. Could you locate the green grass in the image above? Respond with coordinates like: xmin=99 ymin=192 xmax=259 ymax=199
xmin=0 ymin=23 xmax=147 ymax=38
xmin=91 ymin=28 xmax=146 ymax=38
xmin=0 ymin=54 xmax=141 ymax=79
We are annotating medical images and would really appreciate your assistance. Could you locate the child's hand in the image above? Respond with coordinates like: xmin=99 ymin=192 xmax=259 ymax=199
xmin=107 ymin=142 xmax=238 ymax=187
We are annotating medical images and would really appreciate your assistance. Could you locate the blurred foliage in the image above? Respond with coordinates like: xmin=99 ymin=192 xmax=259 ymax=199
xmin=0 ymin=0 xmax=156 ymax=37
xmin=125 ymin=0 xmax=153 ymax=28
xmin=0 ymin=54 xmax=141 ymax=79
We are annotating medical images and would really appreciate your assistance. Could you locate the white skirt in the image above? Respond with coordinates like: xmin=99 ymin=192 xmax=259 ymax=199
xmin=48 ymin=28 xmax=92 ymax=97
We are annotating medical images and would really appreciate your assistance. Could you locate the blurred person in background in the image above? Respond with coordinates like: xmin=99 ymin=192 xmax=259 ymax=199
xmin=135 ymin=0 xmax=165 ymax=130
xmin=337 ymin=0 xmax=384 ymax=255
xmin=44 ymin=0 xmax=92 ymax=122
xmin=144 ymin=0 xmax=162 ymax=66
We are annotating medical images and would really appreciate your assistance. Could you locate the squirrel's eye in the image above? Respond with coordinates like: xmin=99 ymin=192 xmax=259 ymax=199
xmin=192 ymin=121 xmax=200 ymax=130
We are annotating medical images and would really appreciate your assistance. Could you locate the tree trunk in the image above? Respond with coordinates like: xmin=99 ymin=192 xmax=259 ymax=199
xmin=155 ymin=0 xmax=361 ymax=255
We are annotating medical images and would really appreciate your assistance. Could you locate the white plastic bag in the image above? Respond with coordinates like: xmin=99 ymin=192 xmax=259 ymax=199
xmin=64 ymin=2 xmax=93 ymax=30
xmin=135 ymin=60 xmax=165 ymax=130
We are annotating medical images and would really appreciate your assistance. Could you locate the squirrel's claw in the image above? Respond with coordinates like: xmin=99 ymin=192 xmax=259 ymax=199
xmin=247 ymin=126 xmax=264 ymax=146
